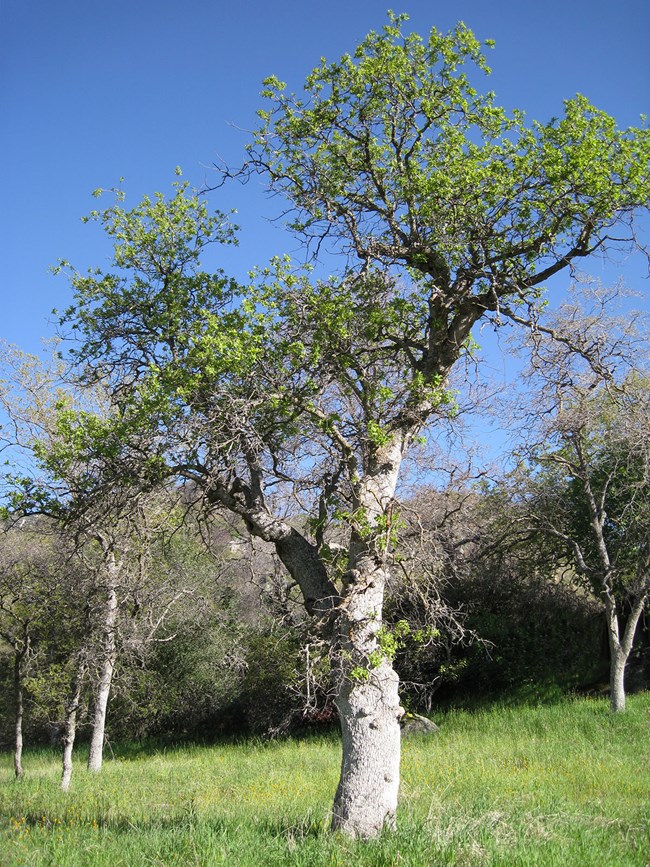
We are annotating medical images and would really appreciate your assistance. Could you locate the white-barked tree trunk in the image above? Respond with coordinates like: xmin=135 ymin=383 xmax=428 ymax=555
xmin=60 ymin=662 xmax=85 ymax=791
xmin=87 ymin=561 xmax=119 ymax=772
xmin=13 ymin=632 xmax=29 ymax=780
xmin=331 ymin=434 xmax=407 ymax=837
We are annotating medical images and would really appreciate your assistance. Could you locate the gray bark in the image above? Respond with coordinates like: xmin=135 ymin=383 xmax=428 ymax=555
xmin=610 ymin=646 xmax=627 ymax=713
xmin=87 ymin=653 xmax=116 ymax=771
xmin=11 ymin=626 xmax=30 ymax=780
xmin=87 ymin=573 xmax=119 ymax=772
xmin=330 ymin=436 xmax=406 ymax=837
xmin=331 ymin=572 xmax=403 ymax=837
xmin=606 ymin=587 xmax=648 ymax=713
xmin=60 ymin=664 xmax=85 ymax=791
xmin=13 ymin=645 xmax=26 ymax=780
xmin=207 ymin=483 xmax=341 ymax=622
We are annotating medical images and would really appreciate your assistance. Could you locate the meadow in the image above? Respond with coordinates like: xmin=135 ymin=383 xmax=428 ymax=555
xmin=1 ymin=694 xmax=648 ymax=866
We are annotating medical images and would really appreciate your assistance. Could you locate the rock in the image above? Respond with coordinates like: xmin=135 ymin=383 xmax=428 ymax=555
xmin=400 ymin=712 xmax=439 ymax=736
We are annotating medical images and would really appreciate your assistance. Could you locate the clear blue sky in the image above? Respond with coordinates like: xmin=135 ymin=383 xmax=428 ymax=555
xmin=2 ymin=0 xmax=649 ymax=357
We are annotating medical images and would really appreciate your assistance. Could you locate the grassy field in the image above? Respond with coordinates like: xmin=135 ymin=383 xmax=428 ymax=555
xmin=1 ymin=694 xmax=648 ymax=866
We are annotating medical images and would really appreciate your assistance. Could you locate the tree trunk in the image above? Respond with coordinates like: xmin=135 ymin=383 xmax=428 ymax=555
xmin=88 ymin=578 xmax=118 ymax=772
xmin=609 ymin=645 xmax=627 ymax=712
xmin=61 ymin=664 xmax=85 ymax=791
xmin=331 ymin=570 xmax=403 ymax=837
xmin=210 ymin=434 xmax=410 ymax=838
xmin=331 ymin=436 xmax=406 ymax=837
xmin=13 ymin=642 xmax=28 ymax=780
xmin=87 ymin=651 xmax=116 ymax=771
xmin=604 ymin=598 xmax=627 ymax=712
xmin=607 ymin=587 xmax=648 ymax=713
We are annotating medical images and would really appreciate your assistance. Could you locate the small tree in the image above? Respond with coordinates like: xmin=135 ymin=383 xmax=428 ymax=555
xmin=49 ymin=17 xmax=649 ymax=836
xmin=0 ymin=529 xmax=41 ymax=779
xmin=78 ymin=494 xmax=197 ymax=773
xmin=0 ymin=518 xmax=91 ymax=783
xmin=0 ymin=520 xmax=78 ymax=778
xmin=508 ymin=285 xmax=649 ymax=711
xmin=0 ymin=342 xmax=199 ymax=776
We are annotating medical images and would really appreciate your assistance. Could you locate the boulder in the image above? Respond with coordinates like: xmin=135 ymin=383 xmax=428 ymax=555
xmin=400 ymin=712 xmax=439 ymax=736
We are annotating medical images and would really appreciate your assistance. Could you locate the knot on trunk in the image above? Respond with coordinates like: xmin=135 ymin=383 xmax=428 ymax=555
xmin=342 ymin=569 xmax=361 ymax=587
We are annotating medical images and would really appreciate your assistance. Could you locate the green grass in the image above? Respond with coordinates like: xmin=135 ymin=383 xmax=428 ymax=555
xmin=1 ymin=694 xmax=648 ymax=865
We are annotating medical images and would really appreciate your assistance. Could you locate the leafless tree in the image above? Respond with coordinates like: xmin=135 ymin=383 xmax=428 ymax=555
xmin=504 ymin=282 xmax=650 ymax=711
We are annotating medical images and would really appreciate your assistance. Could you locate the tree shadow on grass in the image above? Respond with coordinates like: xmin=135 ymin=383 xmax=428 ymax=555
xmin=109 ymin=726 xmax=340 ymax=762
